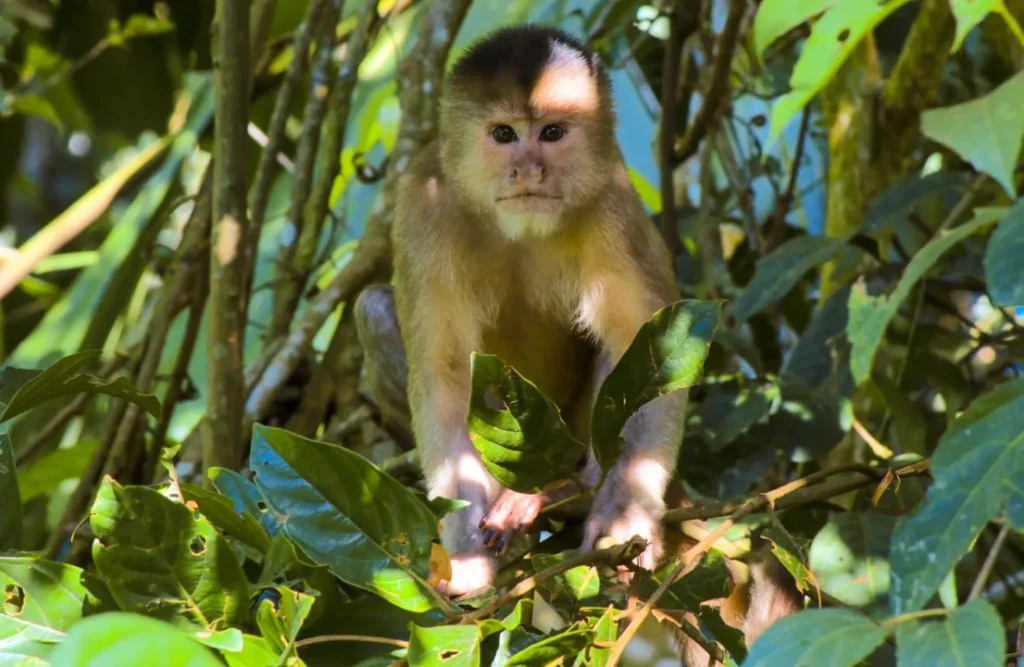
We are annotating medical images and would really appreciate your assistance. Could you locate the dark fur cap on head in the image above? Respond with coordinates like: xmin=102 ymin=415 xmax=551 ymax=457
xmin=443 ymin=24 xmax=613 ymax=112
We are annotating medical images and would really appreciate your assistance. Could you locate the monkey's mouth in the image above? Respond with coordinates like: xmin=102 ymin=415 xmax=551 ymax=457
xmin=496 ymin=193 xmax=562 ymax=202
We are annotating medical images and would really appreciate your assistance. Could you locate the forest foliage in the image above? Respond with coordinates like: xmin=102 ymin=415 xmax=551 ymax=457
xmin=1 ymin=0 xmax=1024 ymax=666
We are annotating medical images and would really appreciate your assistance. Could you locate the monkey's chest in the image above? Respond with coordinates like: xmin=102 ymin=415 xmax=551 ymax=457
xmin=479 ymin=298 xmax=593 ymax=411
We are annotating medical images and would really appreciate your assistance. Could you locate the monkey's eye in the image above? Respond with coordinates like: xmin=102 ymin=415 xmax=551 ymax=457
xmin=491 ymin=125 xmax=517 ymax=144
xmin=540 ymin=124 xmax=566 ymax=142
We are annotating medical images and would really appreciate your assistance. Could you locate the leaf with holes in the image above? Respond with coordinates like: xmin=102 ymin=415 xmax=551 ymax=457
xmin=922 ymin=71 xmax=1024 ymax=197
xmin=984 ymin=197 xmax=1024 ymax=307
xmin=890 ymin=379 xmax=1024 ymax=615
xmin=467 ymin=353 xmax=587 ymax=493
xmin=847 ymin=207 xmax=1005 ymax=385
xmin=0 ymin=350 xmax=161 ymax=424
xmin=180 ymin=483 xmax=271 ymax=554
xmin=949 ymin=0 xmax=1002 ymax=51
xmin=249 ymin=425 xmax=440 ymax=613
xmin=591 ymin=300 xmax=721 ymax=473
xmin=895 ymin=599 xmax=1004 ymax=667
xmin=407 ymin=623 xmax=481 ymax=667
xmin=0 ymin=433 xmax=20 ymax=550
xmin=0 ymin=556 xmax=113 ymax=663
xmin=254 ymin=586 xmax=314 ymax=659
xmin=767 ymin=0 xmax=915 ymax=143
xmin=47 ymin=612 xmax=224 ymax=667
xmin=208 ymin=467 xmax=282 ymax=539
xmin=740 ymin=608 xmax=888 ymax=667
xmin=752 ymin=0 xmax=838 ymax=58
xmin=90 ymin=478 xmax=249 ymax=629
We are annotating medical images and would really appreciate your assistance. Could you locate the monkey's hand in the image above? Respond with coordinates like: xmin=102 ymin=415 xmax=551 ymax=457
xmin=479 ymin=488 xmax=547 ymax=556
xmin=581 ymin=478 xmax=665 ymax=576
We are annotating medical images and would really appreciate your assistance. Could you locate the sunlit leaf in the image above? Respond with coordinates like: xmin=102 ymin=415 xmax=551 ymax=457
xmin=591 ymin=300 xmax=721 ymax=472
xmin=894 ymin=599 xmax=1004 ymax=667
xmin=890 ymin=379 xmax=1024 ymax=614
xmin=407 ymin=624 xmax=480 ymax=667
xmin=90 ymin=478 xmax=249 ymax=629
xmin=47 ymin=613 xmax=223 ymax=667
xmin=740 ymin=609 xmax=888 ymax=667
xmin=752 ymin=0 xmax=838 ymax=57
xmin=847 ymin=207 xmax=1006 ymax=384
xmin=254 ymin=586 xmax=314 ymax=659
xmin=467 ymin=353 xmax=586 ymax=493
xmin=808 ymin=513 xmax=897 ymax=617
xmin=983 ymin=197 xmax=1024 ymax=307
xmin=17 ymin=439 xmax=98 ymax=503
xmin=0 ymin=557 xmax=112 ymax=636
xmin=249 ymin=425 xmax=439 ymax=613
xmin=949 ymin=0 xmax=1002 ymax=51
xmin=921 ymin=71 xmax=1024 ymax=197
xmin=507 ymin=623 xmax=593 ymax=666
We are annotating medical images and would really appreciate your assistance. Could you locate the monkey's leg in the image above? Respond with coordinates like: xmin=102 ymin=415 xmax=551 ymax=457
xmin=354 ymin=285 xmax=413 ymax=442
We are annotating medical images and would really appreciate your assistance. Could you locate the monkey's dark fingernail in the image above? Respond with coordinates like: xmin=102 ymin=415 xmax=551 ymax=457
xmin=495 ymin=535 xmax=506 ymax=554
xmin=482 ymin=528 xmax=496 ymax=546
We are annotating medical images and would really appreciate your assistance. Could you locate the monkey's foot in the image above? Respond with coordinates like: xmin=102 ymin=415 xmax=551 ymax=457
xmin=582 ymin=504 xmax=664 ymax=574
xmin=436 ymin=554 xmax=495 ymax=598
xmin=479 ymin=488 xmax=546 ymax=556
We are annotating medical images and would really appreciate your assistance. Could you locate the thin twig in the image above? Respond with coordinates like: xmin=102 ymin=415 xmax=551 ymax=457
xmin=968 ymin=521 xmax=1012 ymax=600
xmin=770 ymin=104 xmax=811 ymax=250
xmin=294 ymin=634 xmax=408 ymax=649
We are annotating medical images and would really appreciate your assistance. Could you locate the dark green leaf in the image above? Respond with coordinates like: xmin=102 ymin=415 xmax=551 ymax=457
xmin=890 ymin=378 xmax=1024 ymax=614
xmin=180 ymin=483 xmax=271 ymax=554
xmin=861 ymin=172 xmax=972 ymax=235
xmin=869 ymin=375 xmax=927 ymax=456
xmin=848 ymin=207 xmax=1005 ymax=384
xmin=467 ymin=353 xmax=586 ymax=493
xmin=921 ymin=70 xmax=1024 ymax=197
xmin=781 ymin=286 xmax=850 ymax=388
xmin=703 ymin=383 xmax=780 ymax=450
xmin=47 ymin=612 xmax=223 ymax=667
xmin=0 ymin=350 xmax=161 ymax=424
xmin=639 ymin=550 xmax=733 ymax=612
xmin=249 ymin=425 xmax=439 ymax=613
xmin=808 ymin=513 xmax=897 ymax=617
xmin=984 ymin=197 xmax=1024 ymax=307
xmin=507 ymin=623 xmax=593 ymax=666
xmin=591 ymin=300 xmax=721 ymax=472
xmin=408 ymin=624 xmax=480 ymax=667
xmin=254 ymin=586 xmax=314 ymax=657
xmin=733 ymin=237 xmax=845 ymax=321
xmin=17 ymin=439 xmax=98 ymax=503
xmin=894 ymin=599 xmax=1004 ymax=667
xmin=740 ymin=608 xmax=888 ymax=667
xmin=208 ymin=467 xmax=282 ymax=539
xmin=480 ymin=599 xmax=533 ymax=640
xmin=763 ymin=527 xmax=813 ymax=595
xmin=90 ymin=478 xmax=249 ymax=628
xmin=0 ymin=434 xmax=20 ymax=550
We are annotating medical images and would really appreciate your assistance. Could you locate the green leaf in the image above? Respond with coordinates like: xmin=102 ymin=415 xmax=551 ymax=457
xmin=739 ymin=608 xmax=888 ymax=667
xmin=9 ymin=95 xmax=62 ymax=128
xmin=890 ymin=379 xmax=1024 ymax=614
xmin=781 ymin=286 xmax=851 ymax=388
xmin=847 ymin=207 xmax=1006 ymax=385
xmin=407 ymin=624 xmax=480 ymax=667
xmin=591 ymin=300 xmax=721 ymax=472
xmin=0 ymin=615 xmax=65 ymax=664
xmin=0 ymin=350 xmax=161 ymax=424
xmin=861 ymin=172 xmax=973 ymax=235
xmin=949 ymin=0 xmax=1002 ymax=51
xmin=767 ymin=0 xmax=915 ymax=144
xmin=574 ymin=607 xmax=617 ymax=667
xmin=120 ymin=14 xmax=176 ymax=39
xmin=763 ymin=527 xmax=814 ymax=596
xmin=640 ymin=550 xmax=733 ymax=612
xmin=506 ymin=623 xmax=593 ymax=666
xmin=17 ymin=439 xmax=98 ymax=503
xmin=467 ymin=353 xmax=586 ymax=494
xmin=90 ymin=478 xmax=249 ymax=629
xmin=480 ymin=599 xmax=533 ymax=640
xmin=984 ymin=197 xmax=1024 ymax=307
xmin=702 ymin=382 xmax=780 ymax=450
xmin=894 ymin=599 xmax=1004 ymax=667
xmin=734 ymin=237 xmax=845 ymax=322
xmin=870 ymin=375 xmax=927 ymax=456
xmin=254 ymin=586 xmax=314 ymax=658
xmin=180 ymin=483 xmax=271 ymax=554
xmin=0 ymin=434 xmax=20 ymax=550
xmin=222 ymin=635 xmax=280 ymax=667
xmin=208 ymin=467 xmax=282 ymax=539
xmin=808 ymin=513 xmax=897 ymax=617
xmin=47 ymin=613 xmax=223 ymax=667
xmin=0 ymin=557 xmax=112 ymax=634
xmin=532 ymin=552 xmax=601 ymax=613
xmin=249 ymin=425 xmax=439 ymax=613
xmin=921 ymin=71 xmax=1024 ymax=197
xmin=752 ymin=0 xmax=838 ymax=58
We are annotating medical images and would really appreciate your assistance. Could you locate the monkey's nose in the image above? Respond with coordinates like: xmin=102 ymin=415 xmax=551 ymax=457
xmin=511 ymin=164 xmax=546 ymax=185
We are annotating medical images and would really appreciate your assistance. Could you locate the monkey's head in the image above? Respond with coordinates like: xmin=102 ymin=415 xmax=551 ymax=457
xmin=440 ymin=25 xmax=618 ymax=240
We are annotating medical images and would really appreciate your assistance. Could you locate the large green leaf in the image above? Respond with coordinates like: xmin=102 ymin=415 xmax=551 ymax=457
xmin=894 ymin=599 xmax=1004 ymax=667
xmin=0 ymin=434 xmax=19 ymax=550
xmin=890 ymin=379 xmax=1024 ymax=614
xmin=506 ymin=623 xmax=593 ymax=666
xmin=17 ymin=439 xmax=98 ymax=503
xmin=47 ymin=613 xmax=223 ymax=667
xmin=179 ymin=483 xmax=271 ymax=554
xmin=591 ymin=300 xmax=721 ymax=472
xmin=0 ymin=557 xmax=112 ymax=633
xmin=407 ymin=624 xmax=480 ymax=667
xmin=208 ymin=467 xmax=283 ymax=539
xmin=739 ymin=608 xmax=888 ymax=667
xmin=467 ymin=353 xmax=586 ymax=494
xmin=734 ymin=236 xmax=846 ymax=322
xmin=921 ymin=71 xmax=1024 ymax=197
xmin=767 ymin=0 xmax=915 ymax=144
xmin=949 ymin=0 xmax=1002 ymax=51
xmin=90 ymin=478 xmax=249 ymax=629
xmin=0 ymin=615 xmax=65 ymax=665
xmin=808 ymin=513 xmax=897 ymax=618
xmin=983 ymin=197 xmax=1024 ymax=307
xmin=752 ymin=0 xmax=838 ymax=58
xmin=0 ymin=351 xmax=161 ymax=424
xmin=249 ymin=424 xmax=439 ymax=613
xmin=847 ymin=207 xmax=1006 ymax=384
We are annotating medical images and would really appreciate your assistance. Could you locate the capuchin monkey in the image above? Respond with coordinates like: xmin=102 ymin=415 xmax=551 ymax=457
xmin=354 ymin=28 xmax=800 ymax=657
